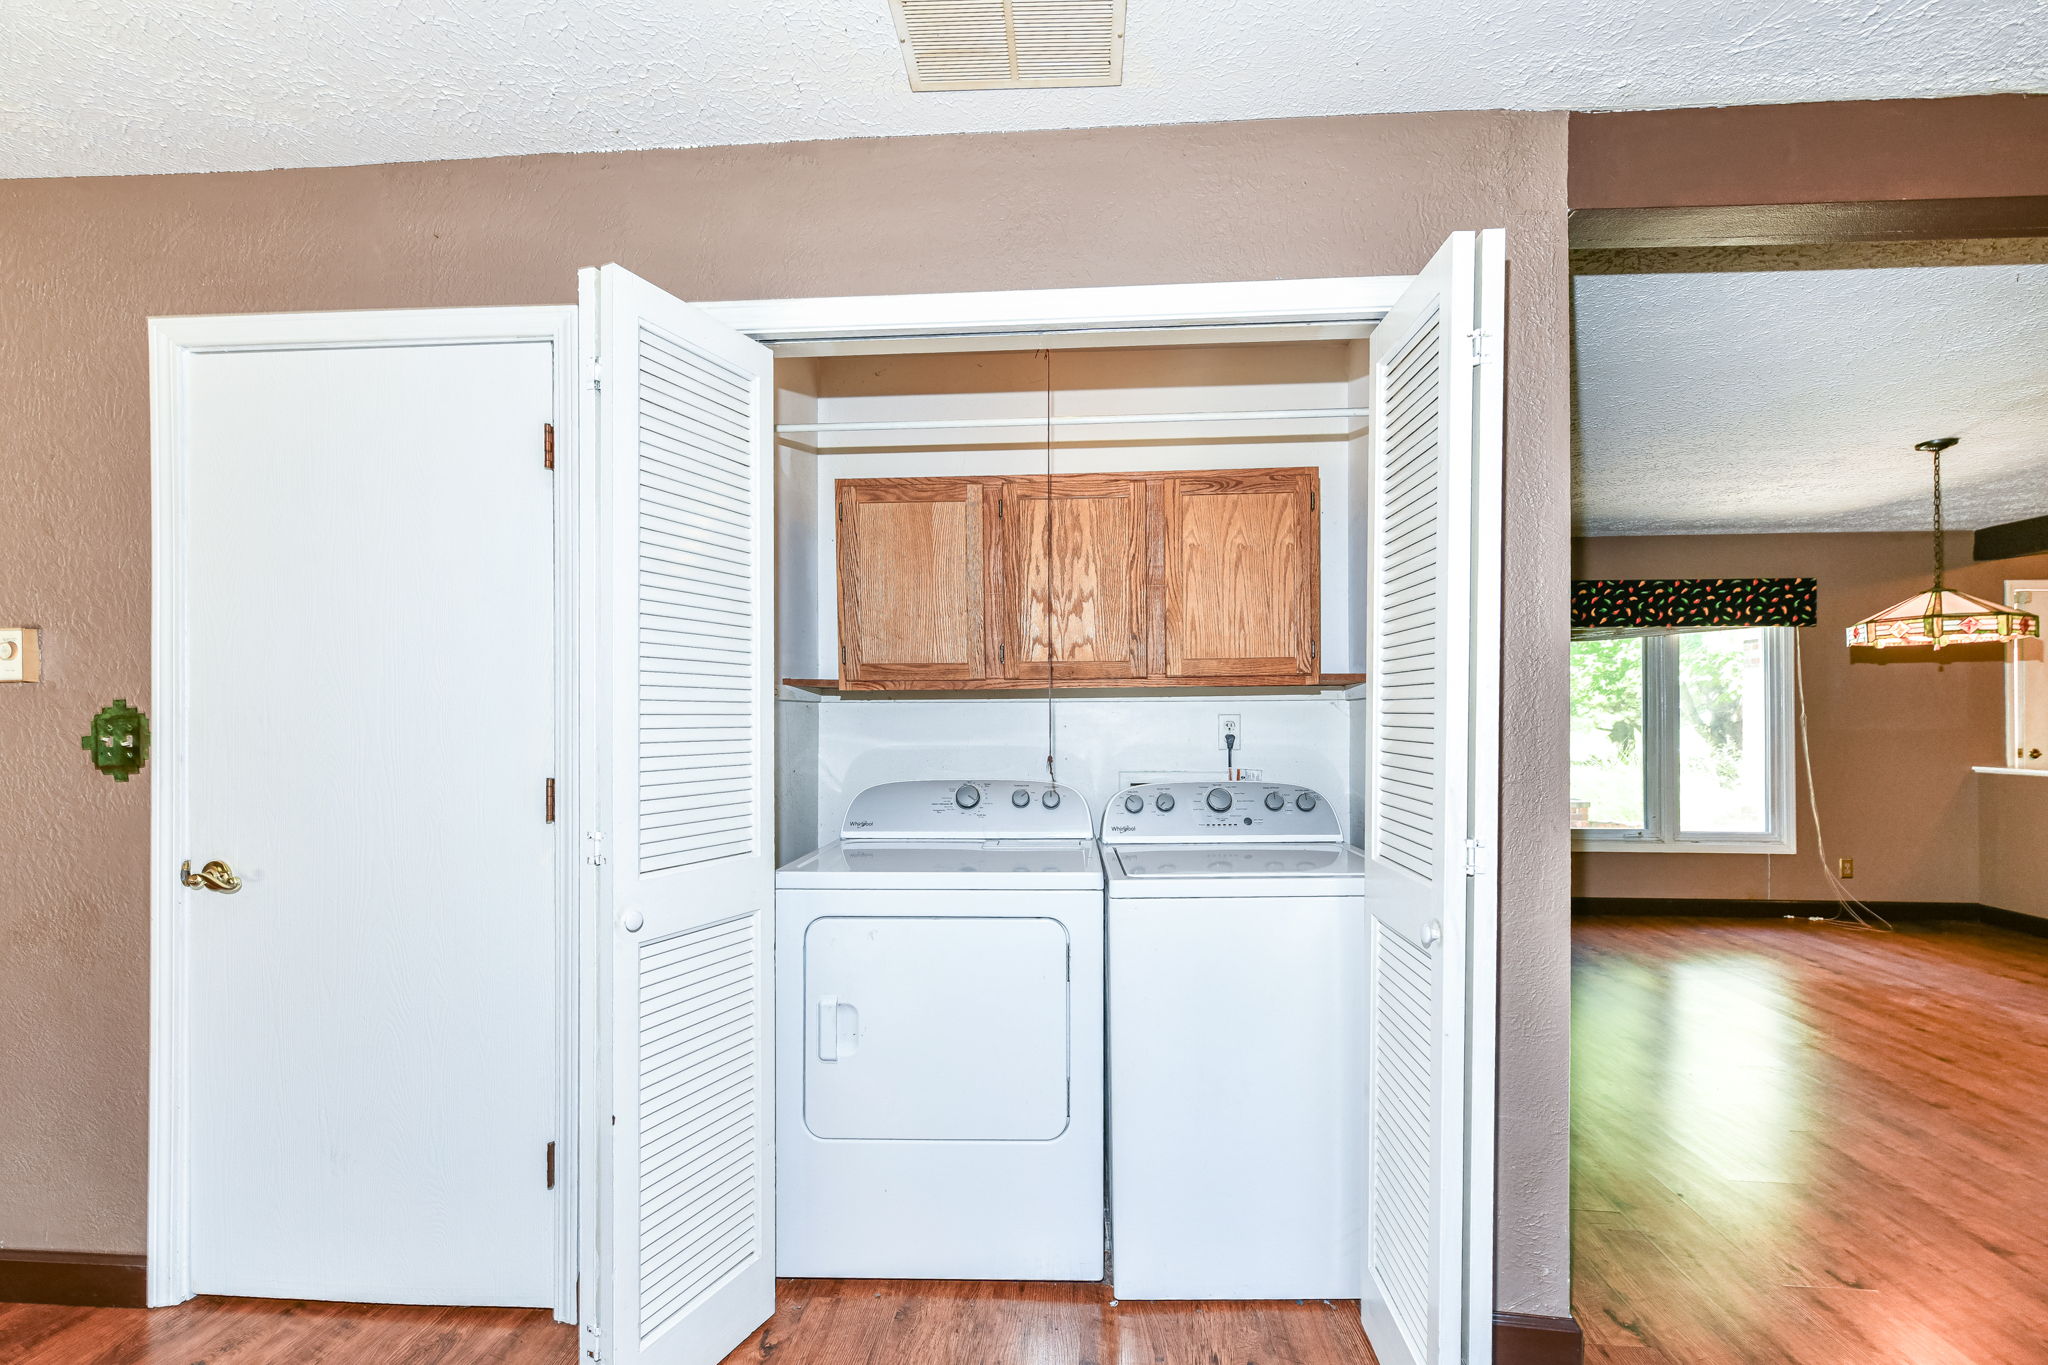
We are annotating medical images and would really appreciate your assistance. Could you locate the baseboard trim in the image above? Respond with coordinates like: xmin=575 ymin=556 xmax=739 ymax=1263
xmin=1495 ymin=1310 xmax=1584 ymax=1365
xmin=1573 ymin=896 xmax=2048 ymax=939
xmin=1978 ymin=905 xmax=2048 ymax=939
xmin=0 ymin=1250 xmax=148 ymax=1308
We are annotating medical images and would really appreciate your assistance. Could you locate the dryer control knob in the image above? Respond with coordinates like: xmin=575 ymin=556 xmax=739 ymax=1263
xmin=1264 ymin=791 xmax=1286 ymax=811
xmin=1012 ymin=788 xmax=1032 ymax=808
xmin=1296 ymin=792 xmax=1318 ymax=811
xmin=1124 ymin=793 xmax=1145 ymax=814
xmin=1156 ymin=792 xmax=1176 ymax=812
xmin=955 ymin=784 xmax=981 ymax=809
xmin=1042 ymin=789 xmax=1061 ymax=809
xmin=1206 ymin=788 xmax=1233 ymax=812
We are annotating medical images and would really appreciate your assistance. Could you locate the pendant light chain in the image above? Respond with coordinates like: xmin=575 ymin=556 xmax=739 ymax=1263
xmin=1930 ymin=440 xmax=1945 ymax=594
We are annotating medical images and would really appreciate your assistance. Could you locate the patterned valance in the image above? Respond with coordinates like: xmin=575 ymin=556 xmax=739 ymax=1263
xmin=1572 ymin=578 xmax=1818 ymax=636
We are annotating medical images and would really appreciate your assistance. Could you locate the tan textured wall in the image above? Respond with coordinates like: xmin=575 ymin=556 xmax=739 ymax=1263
xmin=1571 ymin=533 xmax=2048 ymax=904
xmin=1568 ymin=94 xmax=2048 ymax=208
xmin=0 ymin=110 xmax=1574 ymax=1313
xmin=1980 ymin=773 xmax=2048 ymax=922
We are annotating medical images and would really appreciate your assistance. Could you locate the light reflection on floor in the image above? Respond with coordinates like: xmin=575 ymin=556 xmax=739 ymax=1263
xmin=1573 ymin=917 xmax=2048 ymax=1365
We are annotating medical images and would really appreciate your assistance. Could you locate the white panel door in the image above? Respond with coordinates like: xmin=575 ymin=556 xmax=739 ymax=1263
xmin=1360 ymin=230 xmax=1504 ymax=1365
xmin=584 ymin=264 xmax=777 ymax=1365
xmin=183 ymin=338 xmax=557 ymax=1306
xmin=803 ymin=917 xmax=1070 ymax=1141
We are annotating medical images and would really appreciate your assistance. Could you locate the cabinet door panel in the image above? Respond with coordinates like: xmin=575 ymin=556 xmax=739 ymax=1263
xmin=995 ymin=475 xmax=1150 ymax=681
xmin=837 ymin=479 xmax=987 ymax=681
xmin=1163 ymin=468 xmax=1319 ymax=680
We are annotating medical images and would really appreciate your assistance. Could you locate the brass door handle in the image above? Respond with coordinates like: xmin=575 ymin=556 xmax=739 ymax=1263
xmin=181 ymin=859 xmax=242 ymax=894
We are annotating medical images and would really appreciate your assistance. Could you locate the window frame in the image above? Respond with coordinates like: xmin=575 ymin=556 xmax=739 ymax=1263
xmin=1572 ymin=626 xmax=1798 ymax=855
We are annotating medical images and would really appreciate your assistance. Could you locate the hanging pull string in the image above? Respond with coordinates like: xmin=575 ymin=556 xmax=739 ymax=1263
xmin=1043 ymin=348 xmax=1056 ymax=785
xmin=1792 ymin=632 xmax=1890 ymax=932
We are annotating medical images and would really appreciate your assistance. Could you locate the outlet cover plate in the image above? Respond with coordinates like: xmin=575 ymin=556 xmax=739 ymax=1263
xmin=0 ymin=627 xmax=39 ymax=683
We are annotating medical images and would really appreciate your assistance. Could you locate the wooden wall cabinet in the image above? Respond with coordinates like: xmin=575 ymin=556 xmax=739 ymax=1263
xmin=829 ymin=467 xmax=1323 ymax=690
xmin=1162 ymin=469 xmax=1319 ymax=680
xmin=835 ymin=478 xmax=988 ymax=683
xmin=992 ymin=474 xmax=1151 ymax=683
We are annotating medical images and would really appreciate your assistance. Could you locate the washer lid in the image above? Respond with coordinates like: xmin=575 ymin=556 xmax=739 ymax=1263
xmin=1107 ymin=843 xmax=1366 ymax=897
xmin=777 ymin=838 xmax=1104 ymax=890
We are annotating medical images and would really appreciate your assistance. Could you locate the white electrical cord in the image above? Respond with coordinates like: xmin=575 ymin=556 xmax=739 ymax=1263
xmin=1792 ymin=633 xmax=1891 ymax=931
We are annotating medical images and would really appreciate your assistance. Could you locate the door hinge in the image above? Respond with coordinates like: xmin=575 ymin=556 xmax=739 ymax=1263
xmin=545 ymin=778 xmax=556 ymax=823
xmin=998 ymin=498 xmax=1004 ymax=520
xmin=585 ymin=830 xmax=606 ymax=867
xmin=1309 ymin=491 xmax=1316 ymax=512
xmin=545 ymin=1140 xmax=557 ymax=1189
xmin=1464 ymin=838 xmax=1485 ymax=877
xmin=839 ymin=644 xmax=847 ymax=666
xmin=998 ymin=644 xmax=1006 ymax=664
xmin=837 ymin=502 xmax=843 ymax=523
xmin=587 ymin=359 xmax=604 ymax=392
xmin=1310 ymin=640 xmax=1318 ymax=661
xmin=543 ymin=422 xmax=555 ymax=471
xmin=1466 ymin=329 xmax=1492 ymax=365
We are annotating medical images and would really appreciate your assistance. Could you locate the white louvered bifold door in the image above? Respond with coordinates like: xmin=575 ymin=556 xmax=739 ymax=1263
xmin=1359 ymin=231 xmax=1504 ymax=1365
xmin=582 ymin=264 xmax=776 ymax=1365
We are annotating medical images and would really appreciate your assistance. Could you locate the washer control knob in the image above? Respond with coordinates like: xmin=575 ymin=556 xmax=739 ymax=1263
xmin=1155 ymin=792 xmax=1176 ymax=812
xmin=1042 ymin=789 xmax=1061 ymax=809
xmin=1012 ymin=788 xmax=1032 ymax=808
xmin=1124 ymin=793 xmax=1145 ymax=814
xmin=955 ymin=784 xmax=980 ymax=809
xmin=1264 ymin=791 xmax=1286 ymax=811
xmin=1296 ymin=792 xmax=1318 ymax=812
xmin=1206 ymin=788 xmax=1233 ymax=813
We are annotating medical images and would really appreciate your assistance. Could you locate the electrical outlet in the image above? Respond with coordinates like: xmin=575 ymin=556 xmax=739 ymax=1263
xmin=1839 ymin=858 xmax=1854 ymax=880
xmin=0 ymin=628 xmax=38 ymax=684
xmin=1218 ymin=714 xmax=1241 ymax=750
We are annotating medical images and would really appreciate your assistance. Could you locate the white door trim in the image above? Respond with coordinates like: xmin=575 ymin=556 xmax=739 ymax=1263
xmin=694 ymin=276 xmax=1410 ymax=349
xmin=147 ymin=305 xmax=586 ymax=1316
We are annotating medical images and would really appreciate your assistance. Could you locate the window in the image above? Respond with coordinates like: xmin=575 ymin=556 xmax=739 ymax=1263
xmin=1570 ymin=626 xmax=1796 ymax=853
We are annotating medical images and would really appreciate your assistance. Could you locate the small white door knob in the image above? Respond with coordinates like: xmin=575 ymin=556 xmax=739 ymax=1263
xmin=1422 ymin=920 xmax=1442 ymax=949
xmin=621 ymin=909 xmax=645 ymax=932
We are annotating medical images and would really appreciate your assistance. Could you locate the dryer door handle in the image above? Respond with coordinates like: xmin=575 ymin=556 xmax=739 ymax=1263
xmin=818 ymin=995 xmax=839 ymax=1061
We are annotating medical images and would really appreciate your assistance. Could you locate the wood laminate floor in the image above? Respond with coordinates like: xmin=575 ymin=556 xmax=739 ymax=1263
xmin=1573 ymin=916 xmax=2048 ymax=1365
xmin=0 ymin=1282 xmax=1375 ymax=1364
xmin=28 ymin=914 xmax=2033 ymax=1365
xmin=723 ymin=1279 xmax=1375 ymax=1365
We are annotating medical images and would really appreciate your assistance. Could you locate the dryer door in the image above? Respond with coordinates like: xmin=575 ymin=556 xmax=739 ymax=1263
xmin=804 ymin=917 xmax=1070 ymax=1141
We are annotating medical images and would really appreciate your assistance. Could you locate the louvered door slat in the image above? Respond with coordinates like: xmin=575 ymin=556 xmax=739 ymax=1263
xmin=1372 ymin=311 xmax=1444 ymax=885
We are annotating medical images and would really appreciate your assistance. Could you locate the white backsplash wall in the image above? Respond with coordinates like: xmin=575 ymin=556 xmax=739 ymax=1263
xmin=802 ymin=693 xmax=1356 ymax=851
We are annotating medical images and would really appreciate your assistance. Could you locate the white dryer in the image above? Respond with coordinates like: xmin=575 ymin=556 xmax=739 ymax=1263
xmin=775 ymin=779 xmax=1104 ymax=1280
xmin=1101 ymin=780 xmax=1366 ymax=1300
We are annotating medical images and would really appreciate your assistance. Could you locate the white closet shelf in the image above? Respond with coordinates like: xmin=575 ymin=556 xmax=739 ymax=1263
xmin=776 ymin=406 xmax=1370 ymax=435
xmin=783 ymin=675 xmax=1369 ymax=696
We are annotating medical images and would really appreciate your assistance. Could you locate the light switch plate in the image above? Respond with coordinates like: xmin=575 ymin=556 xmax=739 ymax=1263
xmin=0 ymin=627 xmax=38 ymax=683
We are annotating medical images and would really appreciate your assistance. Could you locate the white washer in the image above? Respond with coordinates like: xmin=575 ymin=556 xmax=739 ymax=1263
xmin=1102 ymin=780 xmax=1366 ymax=1300
xmin=775 ymin=779 xmax=1104 ymax=1280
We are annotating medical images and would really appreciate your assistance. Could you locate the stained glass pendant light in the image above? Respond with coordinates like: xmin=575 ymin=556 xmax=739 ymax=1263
xmin=1846 ymin=437 xmax=2041 ymax=650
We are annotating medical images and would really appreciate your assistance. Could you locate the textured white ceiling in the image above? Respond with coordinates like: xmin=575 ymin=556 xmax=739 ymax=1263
xmin=1573 ymin=262 xmax=2048 ymax=536
xmin=1 ymin=0 xmax=2043 ymax=179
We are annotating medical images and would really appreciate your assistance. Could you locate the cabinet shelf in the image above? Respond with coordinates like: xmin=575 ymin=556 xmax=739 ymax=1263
xmin=782 ymin=674 xmax=1367 ymax=696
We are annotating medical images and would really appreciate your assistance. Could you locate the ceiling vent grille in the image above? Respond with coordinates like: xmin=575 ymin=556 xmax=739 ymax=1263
xmin=889 ymin=0 xmax=1125 ymax=91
